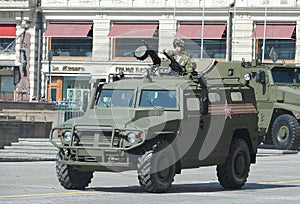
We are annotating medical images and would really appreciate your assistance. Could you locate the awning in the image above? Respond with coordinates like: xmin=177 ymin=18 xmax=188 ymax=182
xmin=0 ymin=24 xmax=16 ymax=37
xmin=252 ymin=24 xmax=295 ymax=39
xmin=175 ymin=24 xmax=226 ymax=39
xmin=44 ymin=24 xmax=92 ymax=37
xmin=108 ymin=24 xmax=158 ymax=38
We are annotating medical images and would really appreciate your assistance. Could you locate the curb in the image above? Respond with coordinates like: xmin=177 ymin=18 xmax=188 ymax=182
xmin=0 ymin=157 xmax=55 ymax=162
xmin=257 ymin=147 xmax=299 ymax=157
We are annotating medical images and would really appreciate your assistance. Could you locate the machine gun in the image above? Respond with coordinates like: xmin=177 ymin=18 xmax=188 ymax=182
xmin=162 ymin=50 xmax=184 ymax=75
xmin=134 ymin=41 xmax=184 ymax=75
xmin=134 ymin=40 xmax=161 ymax=66
xmin=143 ymin=40 xmax=161 ymax=66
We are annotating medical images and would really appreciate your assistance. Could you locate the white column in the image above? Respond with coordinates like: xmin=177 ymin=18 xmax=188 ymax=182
xmin=92 ymin=18 xmax=111 ymax=61
xmin=159 ymin=18 xmax=176 ymax=52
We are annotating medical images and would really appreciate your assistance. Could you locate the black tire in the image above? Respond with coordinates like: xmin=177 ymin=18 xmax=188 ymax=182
xmin=137 ymin=140 xmax=176 ymax=193
xmin=217 ymin=138 xmax=251 ymax=190
xmin=271 ymin=114 xmax=300 ymax=150
xmin=56 ymin=150 xmax=93 ymax=190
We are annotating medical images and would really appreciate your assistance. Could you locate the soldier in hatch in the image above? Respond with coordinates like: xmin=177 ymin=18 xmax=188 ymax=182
xmin=168 ymin=39 xmax=194 ymax=77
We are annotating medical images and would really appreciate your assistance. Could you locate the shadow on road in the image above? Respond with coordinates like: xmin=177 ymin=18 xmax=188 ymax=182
xmin=87 ymin=182 xmax=299 ymax=194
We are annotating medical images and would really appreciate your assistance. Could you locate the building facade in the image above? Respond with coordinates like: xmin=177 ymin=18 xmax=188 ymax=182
xmin=1 ymin=0 xmax=300 ymax=103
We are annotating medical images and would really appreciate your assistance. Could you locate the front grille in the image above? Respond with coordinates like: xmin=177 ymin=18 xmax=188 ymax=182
xmin=75 ymin=126 xmax=120 ymax=148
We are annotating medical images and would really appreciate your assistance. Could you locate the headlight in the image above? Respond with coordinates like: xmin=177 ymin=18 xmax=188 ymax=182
xmin=63 ymin=131 xmax=72 ymax=142
xmin=127 ymin=132 xmax=137 ymax=144
xmin=142 ymin=68 xmax=150 ymax=78
xmin=244 ymin=73 xmax=252 ymax=81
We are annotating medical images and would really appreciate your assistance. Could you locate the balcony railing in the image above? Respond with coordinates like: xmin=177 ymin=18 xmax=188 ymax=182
xmin=0 ymin=0 xmax=33 ymax=8
xmin=0 ymin=0 xmax=297 ymax=9
xmin=0 ymin=0 xmax=298 ymax=9
xmin=39 ymin=0 xmax=298 ymax=8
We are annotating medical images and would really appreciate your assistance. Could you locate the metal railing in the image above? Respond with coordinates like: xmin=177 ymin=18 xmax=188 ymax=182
xmin=57 ymin=101 xmax=85 ymax=122
xmin=39 ymin=0 xmax=298 ymax=8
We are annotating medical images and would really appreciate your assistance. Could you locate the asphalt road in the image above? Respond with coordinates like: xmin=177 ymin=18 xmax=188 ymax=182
xmin=0 ymin=152 xmax=299 ymax=204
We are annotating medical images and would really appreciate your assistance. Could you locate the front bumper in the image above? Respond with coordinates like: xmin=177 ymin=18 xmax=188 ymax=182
xmin=50 ymin=125 xmax=144 ymax=171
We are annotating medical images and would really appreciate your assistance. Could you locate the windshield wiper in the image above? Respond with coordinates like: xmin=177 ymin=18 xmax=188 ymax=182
xmin=100 ymin=99 xmax=111 ymax=107
xmin=146 ymin=99 xmax=160 ymax=108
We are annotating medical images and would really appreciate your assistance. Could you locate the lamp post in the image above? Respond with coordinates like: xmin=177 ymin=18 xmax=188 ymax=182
xmin=262 ymin=4 xmax=267 ymax=62
xmin=227 ymin=0 xmax=235 ymax=62
xmin=173 ymin=0 xmax=177 ymax=36
xmin=200 ymin=0 xmax=205 ymax=58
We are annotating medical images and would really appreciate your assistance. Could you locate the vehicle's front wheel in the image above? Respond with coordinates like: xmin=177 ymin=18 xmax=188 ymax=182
xmin=217 ymin=138 xmax=250 ymax=190
xmin=271 ymin=114 xmax=300 ymax=150
xmin=137 ymin=140 xmax=176 ymax=193
xmin=56 ymin=150 xmax=94 ymax=190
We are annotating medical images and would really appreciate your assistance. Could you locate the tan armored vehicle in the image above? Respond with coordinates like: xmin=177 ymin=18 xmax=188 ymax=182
xmin=50 ymin=47 xmax=258 ymax=193
xmin=210 ymin=59 xmax=300 ymax=150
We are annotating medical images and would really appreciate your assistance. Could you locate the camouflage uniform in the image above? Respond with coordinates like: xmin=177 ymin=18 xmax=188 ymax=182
xmin=169 ymin=39 xmax=194 ymax=76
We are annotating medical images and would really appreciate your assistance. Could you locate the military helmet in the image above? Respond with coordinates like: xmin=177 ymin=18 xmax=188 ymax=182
xmin=173 ymin=39 xmax=185 ymax=49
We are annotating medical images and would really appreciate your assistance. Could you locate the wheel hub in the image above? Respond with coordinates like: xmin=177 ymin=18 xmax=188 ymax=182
xmin=277 ymin=125 xmax=289 ymax=143
xmin=235 ymin=153 xmax=246 ymax=177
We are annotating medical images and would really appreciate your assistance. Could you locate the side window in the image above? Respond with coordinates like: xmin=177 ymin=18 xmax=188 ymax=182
xmin=208 ymin=92 xmax=221 ymax=103
xmin=230 ymin=92 xmax=243 ymax=103
xmin=186 ymin=97 xmax=200 ymax=111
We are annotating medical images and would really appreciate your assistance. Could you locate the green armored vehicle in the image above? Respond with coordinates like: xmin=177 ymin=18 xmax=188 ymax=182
xmin=209 ymin=59 xmax=300 ymax=150
xmin=50 ymin=48 xmax=258 ymax=193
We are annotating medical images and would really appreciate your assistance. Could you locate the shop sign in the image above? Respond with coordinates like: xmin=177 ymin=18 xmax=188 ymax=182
xmin=52 ymin=65 xmax=85 ymax=72
xmin=115 ymin=66 xmax=147 ymax=73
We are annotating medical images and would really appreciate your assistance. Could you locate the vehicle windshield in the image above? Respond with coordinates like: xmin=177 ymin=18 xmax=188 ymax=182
xmin=272 ymin=68 xmax=300 ymax=83
xmin=96 ymin=89 xmax=135 ymax=107
xmin=139 ymin=90 xmax=177 ymax=108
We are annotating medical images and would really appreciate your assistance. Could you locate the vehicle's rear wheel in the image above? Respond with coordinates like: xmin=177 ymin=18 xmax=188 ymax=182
xmin=137 ymin=140 xmax=176 ymax=193
xmin=271 ymin=114 xmax=300 ymax=150
xmin=217 ymin=138 xmax=250 ymax=189
xmin=56 ymin=150 xmax=93 ymax=190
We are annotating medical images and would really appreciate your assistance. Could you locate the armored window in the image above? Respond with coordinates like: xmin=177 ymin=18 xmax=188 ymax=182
xmin=186 ymin=97 xmax=201 ymax=111
xmin=272 ymin=67 xmax=297 ymax=83
xmin=208 ymin=92 xmax=221 ymax=103
xmin=139 ymin=90 xmax=177 ymax=109
xmin=295 ymin=70 xmax=300 ymax=83
xmin=96 ymin=89 xmax=135 ymax=108
xmin=230 ymin=92 xmax=243 ymax=103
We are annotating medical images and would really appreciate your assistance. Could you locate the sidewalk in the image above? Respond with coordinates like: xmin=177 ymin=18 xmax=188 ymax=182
xmin=257 ymin=144 xmax=299 ymax=157
xmin=0 ymin=144 xmax=298 ymax=162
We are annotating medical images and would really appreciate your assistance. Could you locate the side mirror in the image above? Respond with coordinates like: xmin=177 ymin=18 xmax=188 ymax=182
xmin=256 ymin=70 xmax=266 ymax=84
xmin=201 ymin=97 xmax=209 ymax=115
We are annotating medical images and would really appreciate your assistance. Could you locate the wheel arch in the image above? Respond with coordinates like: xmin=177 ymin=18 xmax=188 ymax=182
xmin=267 ymin=108 xmax=294 ymax=134
xmin=232 ymin=129 xmax=256 ymax=163
xmin=148 ymin=133 xmax=182 ymax=174
xmin=131 ymin=133 xmax=182 ymax=174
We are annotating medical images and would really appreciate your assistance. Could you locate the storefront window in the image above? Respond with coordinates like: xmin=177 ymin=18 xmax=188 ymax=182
xmin=252 ymin=23 xmax=296 ymax=61
xmin=108 ymin=23 xmax=159 ymax=60
xmin=175 ymin=23 xmax=227 ymax=59
xmin=186 ymin=39 xmax=226 ymax=59
xmin=63 ymin=76 xmax=90 ymax=110
xmin=114 ymin=38 xmax=158 ymax=58
xmin=0 ymin=76 xmax=14 ymax=100
xmin=51 ymin=38 xmax=92 ymax=57
xmin=0 ymin=38 xmax=15 ymax=51
xmin=257 ymin=39 xmax=295 ymax=60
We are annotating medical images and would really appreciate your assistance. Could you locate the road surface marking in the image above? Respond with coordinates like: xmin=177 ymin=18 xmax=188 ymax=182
xmin=258 ymin=180 xmax=300 ymax=185
xmin=0 ymin=191 xmax=99 ymax=199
